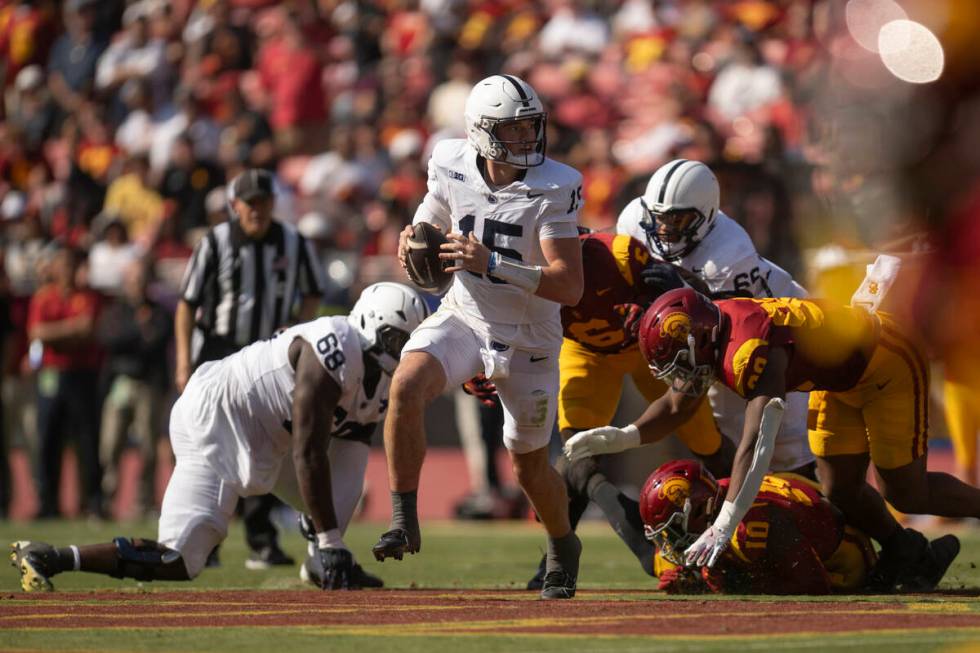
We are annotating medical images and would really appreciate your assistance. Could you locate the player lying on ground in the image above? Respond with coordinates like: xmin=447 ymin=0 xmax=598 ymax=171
xmin=373 ymin=75 xmax=585 ymax=599
xmin=641 ymin=459 xmax=894 ymax=594
xmin=10 ymin=283 xmax=429 ymax=592
xmin=566 ymin=289 xmax=974 ymax=591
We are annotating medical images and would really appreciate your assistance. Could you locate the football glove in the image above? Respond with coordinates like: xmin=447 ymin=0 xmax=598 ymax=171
xmin=685 ymin=523 xmax=731 ymax=568
xmin=614 ymin=303 xmax=646 ymax=342
xmin=318 ymin=547 xmax=358 ymax=590
xmin=657 ymin=565 xmax=709 ymax=594
xmin=641 ymin=263 xmax=685 ymax=296
xmin=462 ymin=373 xmax=498 ymax=407
xmin=563 ymin=424 xmax=641 ymax=462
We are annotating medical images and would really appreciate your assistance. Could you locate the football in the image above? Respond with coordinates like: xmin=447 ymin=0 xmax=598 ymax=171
xmin=404 ymin=222 xmax=453 ymax=294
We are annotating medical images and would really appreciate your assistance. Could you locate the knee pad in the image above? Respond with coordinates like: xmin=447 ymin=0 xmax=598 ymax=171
xmin=112 ymin=537 xmax=182 ymax=581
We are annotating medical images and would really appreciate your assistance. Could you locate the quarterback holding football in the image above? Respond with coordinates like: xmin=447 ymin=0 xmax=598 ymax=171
xmin=375 ymin=74 xmax=586 ymax=599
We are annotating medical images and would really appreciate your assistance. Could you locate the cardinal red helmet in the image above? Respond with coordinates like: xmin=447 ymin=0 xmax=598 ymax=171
xmin=637 ymin=287 xmax=721 ymax=397
xmin=639 ymin=459 xmax=720 ymax=565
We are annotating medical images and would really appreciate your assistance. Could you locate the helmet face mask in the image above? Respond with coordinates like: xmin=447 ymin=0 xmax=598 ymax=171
xmin=465 ymin=75 xmax=547 ymax=169
xmin=639 ymin=459 xmax=719 ymax=566
xmin=640 ymin=200 xmax=709 ymax=261
xmin=348 ymin=282 xmax=430 ymax=375
xmin=650 ymin=332 xmax=716 ymax=398
xmin=640 ymin=160 xmax=720 ymax=261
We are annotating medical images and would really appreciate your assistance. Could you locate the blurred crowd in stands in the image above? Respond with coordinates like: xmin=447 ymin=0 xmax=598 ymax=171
xmin=1 ymin=0 xmax=977 ymax=522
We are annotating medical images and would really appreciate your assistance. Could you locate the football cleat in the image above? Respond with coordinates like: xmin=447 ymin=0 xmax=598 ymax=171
xmin=540 ymin=570 xmax=577 ymax=600
xmin=372 ymin=528 xmax=416 ymax=562
xmin=899 ymin=534 xmax=961 ymax=592
xmin=10 ymin=541 xmax=56 ymax=592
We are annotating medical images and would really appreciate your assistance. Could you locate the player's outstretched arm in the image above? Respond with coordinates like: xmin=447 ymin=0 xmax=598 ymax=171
xmin=686 ymin=348 xmax=788 ymax=568
xmin=564 ymin=390 xmax=702 ymax=461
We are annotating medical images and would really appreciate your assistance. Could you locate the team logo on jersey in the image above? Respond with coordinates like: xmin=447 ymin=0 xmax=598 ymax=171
xmin=448 ymin=170 xmax=465 ymax=182
xmin=658 ymin=477 xmax=691 ymax=508
xmin=660 ymin=312 xmax=692 ymax=342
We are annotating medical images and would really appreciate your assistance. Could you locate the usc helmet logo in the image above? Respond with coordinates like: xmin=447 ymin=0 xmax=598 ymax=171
xmin=660 ymin=312 xmax=692 ymax=342
xmin=658 ymin=477 xmax=691 ymax=508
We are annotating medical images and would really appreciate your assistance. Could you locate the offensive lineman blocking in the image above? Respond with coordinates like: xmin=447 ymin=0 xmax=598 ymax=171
xmin=372 ymin=75 xmax=586 ymax=599
xmin=11 ymin=283 xmax=428 ymax=591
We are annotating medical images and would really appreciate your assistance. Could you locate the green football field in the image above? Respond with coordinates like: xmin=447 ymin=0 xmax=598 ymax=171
xmin=1 ymin=519 xmax=979 ymax=653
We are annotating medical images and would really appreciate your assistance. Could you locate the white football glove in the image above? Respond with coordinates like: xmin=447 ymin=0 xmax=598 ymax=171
xmin=684 ymin=524 xmax=731 ymax=568
xmin=563 ymin=424 xmax=641 ymax=462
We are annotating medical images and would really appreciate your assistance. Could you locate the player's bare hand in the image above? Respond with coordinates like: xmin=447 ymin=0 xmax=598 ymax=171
xmin=440 ymin=232 xmax=490 ymax=274
xmin=397 ymin=224 xmax=415 ymax=270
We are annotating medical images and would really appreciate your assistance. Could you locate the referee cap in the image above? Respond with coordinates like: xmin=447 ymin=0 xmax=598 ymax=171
xmin=232 ymin=169 xmax=275 ymax=202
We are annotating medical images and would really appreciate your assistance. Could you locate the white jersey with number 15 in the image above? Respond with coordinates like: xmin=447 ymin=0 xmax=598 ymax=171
xmin=413 ymin=139 xmax=582 ymax=350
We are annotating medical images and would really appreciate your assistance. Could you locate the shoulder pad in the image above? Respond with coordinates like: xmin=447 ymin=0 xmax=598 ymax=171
xmin=429 ymin=139 xmax=470 ymax=169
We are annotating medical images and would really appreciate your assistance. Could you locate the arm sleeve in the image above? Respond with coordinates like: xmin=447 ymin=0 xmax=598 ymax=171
xmin=412 ymin=157 xmax=452 ymax=232
xmin=179 ymin=231 xmax=216 ymax=306
xmin=296 ymin=235 xmax=327 ymax=297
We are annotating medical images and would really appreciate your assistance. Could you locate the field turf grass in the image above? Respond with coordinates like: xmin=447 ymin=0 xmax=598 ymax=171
xmin=1 ymin=519 xmax=980 ymax=652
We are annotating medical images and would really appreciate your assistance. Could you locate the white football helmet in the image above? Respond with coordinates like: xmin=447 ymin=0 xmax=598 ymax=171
xmin=464 ymin=74 xmax=547 ymax=168
xmin=640 ymin=159 xmax=720 ymax=260
xmin=348 ymin=282 xmax=430 ymax=374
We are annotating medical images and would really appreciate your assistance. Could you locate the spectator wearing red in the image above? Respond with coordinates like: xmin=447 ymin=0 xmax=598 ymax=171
xmin=27 ymin=246 xmax=103 ymax=518
xmin=256 ymin=11 xmax=327 ymax=154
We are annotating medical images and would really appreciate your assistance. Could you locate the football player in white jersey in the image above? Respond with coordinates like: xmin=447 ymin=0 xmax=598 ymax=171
xmin=372 ymin=75 xmax=585 ymax=599
xmin=10 ymin=283 xmax=429 ymax=592
xmin=616 ymin=159 xmax=814 ymax=475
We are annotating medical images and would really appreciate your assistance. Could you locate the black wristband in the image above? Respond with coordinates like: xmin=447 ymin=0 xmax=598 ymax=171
xmin=391 ymin=490 xmax=418 ymax=529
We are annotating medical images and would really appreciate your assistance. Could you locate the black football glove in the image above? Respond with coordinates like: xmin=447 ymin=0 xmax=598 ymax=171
xmin=640 ymin=263 xmax=685 ymax=296
xmin=462 ymin=373 xmax=498 ymax=407
xmin=318 ymin=547 xmax=359 ymax=590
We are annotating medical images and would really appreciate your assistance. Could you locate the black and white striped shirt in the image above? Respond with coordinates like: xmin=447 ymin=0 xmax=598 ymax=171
xmin=180 ymin=219 xmax=326 ymax=366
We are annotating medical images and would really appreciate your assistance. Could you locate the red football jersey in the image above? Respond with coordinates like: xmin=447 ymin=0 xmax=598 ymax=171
xmin=711 ymin=474 xmax=844 ymax=594
xmin=716 ymin=298 xmax=880 ymax=396
xmin=561 ymin=233 xmax=654 ymax=353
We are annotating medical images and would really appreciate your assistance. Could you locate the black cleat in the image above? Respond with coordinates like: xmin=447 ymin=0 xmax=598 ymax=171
xmin=526 ymin=554 xmax=547 ymax=591
xmin=372 ymin=528 xmax=413 ymax=562
xmin=541 ymin=570 xmax=577 ymax=599
xmin=900 ymin=534 xmax=961 ymax=592
xmin=866 ymin=528 xmax=928 ymax=593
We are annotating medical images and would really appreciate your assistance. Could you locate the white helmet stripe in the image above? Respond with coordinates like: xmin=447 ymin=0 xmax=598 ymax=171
xmin=658 ymin=159 xmax=689 ymax=204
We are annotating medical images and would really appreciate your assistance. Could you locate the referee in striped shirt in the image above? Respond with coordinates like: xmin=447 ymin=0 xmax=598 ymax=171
xmin=175 ymin=168 xmax=325 ymax=569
